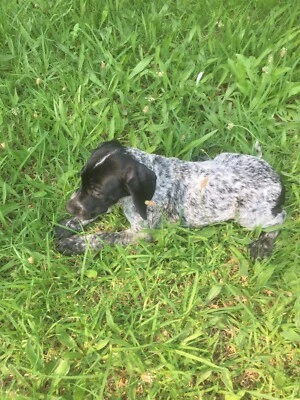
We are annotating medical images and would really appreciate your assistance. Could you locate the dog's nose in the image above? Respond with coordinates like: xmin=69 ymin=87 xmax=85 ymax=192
xmin=66 ymin=200 xmax=81 ymax=215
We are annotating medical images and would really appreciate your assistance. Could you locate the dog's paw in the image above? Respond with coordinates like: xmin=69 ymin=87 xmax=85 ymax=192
xmin=56 ymin=237 xmax=86 ymax=255
xmin=54 ymin=218 xmax=84 ymax=239
xmin=250 ymin=232 xmax=277 ymax=260
xmin=54 ymin=225 xmax=76 ymax=240
xmin=56 ymin=234 xmax=104 ymax=255
xmin=250 ymin=240 xmax=269 ymax=260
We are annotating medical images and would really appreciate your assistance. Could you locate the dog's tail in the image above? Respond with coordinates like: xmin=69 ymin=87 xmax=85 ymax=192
xmin=254 ymin=140 xmax=262 ymax=159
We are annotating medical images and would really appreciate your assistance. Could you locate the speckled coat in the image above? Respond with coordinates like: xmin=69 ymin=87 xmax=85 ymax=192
xmin=55 ymin=140 xmax=286 ymax=258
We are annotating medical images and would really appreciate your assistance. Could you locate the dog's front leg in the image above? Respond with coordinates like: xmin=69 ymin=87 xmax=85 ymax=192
xmin=56 ymin=229 xmax=150 ymax=255
xmin=54 ymin=217 xmax=98 ymax=239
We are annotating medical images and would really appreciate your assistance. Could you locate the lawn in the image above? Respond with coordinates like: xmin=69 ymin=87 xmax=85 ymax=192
xmin=0 ymin=0 xmax=300 ymax=398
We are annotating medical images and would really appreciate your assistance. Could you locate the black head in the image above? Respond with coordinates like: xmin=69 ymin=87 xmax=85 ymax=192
xmin=66 ymin=140 xmax=157 ymax=221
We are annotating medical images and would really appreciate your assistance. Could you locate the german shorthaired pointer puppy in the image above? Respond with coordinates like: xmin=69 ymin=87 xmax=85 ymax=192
xmin=55 ymin=140 xmax=286 ymax=259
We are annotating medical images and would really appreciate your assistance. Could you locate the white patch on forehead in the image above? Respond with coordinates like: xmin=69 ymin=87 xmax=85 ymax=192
xmin=93 ymin=149 xmax=119 ymax=169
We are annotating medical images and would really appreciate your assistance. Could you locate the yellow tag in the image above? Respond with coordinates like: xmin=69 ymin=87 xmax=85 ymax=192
xmin=200 ymin=176 xmax=209 ymax=189
xmin=145 ymin=200 xmax=156 ymax=207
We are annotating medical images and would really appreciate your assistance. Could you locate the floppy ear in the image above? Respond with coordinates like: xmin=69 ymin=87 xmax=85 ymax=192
xmin=125 ymin=161 xmax=157 ymax=220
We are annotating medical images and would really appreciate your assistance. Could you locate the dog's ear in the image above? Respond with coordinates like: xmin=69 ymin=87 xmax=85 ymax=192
xmin=125 ymin=161 xmax=157 ymax=220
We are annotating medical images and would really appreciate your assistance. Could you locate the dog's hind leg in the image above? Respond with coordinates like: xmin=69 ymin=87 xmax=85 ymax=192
xmin=249 ymin=209 xmax=286 ymax=260
xmin=250 ymin=230 xmax=280 ymax=260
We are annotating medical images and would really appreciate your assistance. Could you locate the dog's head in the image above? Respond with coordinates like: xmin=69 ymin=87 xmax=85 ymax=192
xmin=66 ymin=140 xmax=157 ymax=221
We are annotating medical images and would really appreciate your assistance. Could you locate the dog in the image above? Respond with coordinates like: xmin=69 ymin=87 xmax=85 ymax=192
xmin=55 ymin=139 xmax=286 ymax=259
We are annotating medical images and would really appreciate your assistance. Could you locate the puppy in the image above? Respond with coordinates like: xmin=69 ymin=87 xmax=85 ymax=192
xmin=56 ymin=140 xmax=286 ymax=258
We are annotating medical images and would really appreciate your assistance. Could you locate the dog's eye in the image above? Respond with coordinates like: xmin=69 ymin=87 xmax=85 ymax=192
xmin=88 ymin=184 xmax=104 ymax=198
xmin=93 ymin=192 xmax=104 ymax=199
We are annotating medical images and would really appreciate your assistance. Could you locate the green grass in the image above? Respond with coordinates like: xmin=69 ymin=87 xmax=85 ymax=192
xmin=0 ymin=0 xmax=300 ymax=398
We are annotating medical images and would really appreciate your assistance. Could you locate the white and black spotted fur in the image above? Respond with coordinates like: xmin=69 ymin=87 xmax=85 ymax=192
xmin=55 ymin=140 xmax=286 ymax=259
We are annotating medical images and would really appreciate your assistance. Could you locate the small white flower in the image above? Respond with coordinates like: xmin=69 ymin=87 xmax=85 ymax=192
xmin=196 ymin=71 xmax=204 ymax=85
xmin=254 ymin=140 xmax=262 ymax=159
xmin=280 ymin=47 xmax=287 ymax=57
xmin=262 ymin=66 xmax=270 ymax=74
xmin=11 ymin=107 xmax=20 ymax=116
xmin=141 ymin=371 xmax=155 ymax=384
xmin=145 ymin=95 xmax=155 ymax=102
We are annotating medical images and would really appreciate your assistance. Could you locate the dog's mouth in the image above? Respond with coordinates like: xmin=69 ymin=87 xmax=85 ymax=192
xmin=69 ymin=208 xmax=108 ymax=222
xmin=66 ymin=194 xmax=109 ymax=220
xmin=76 ymin=215 xmax=100 ymax=224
